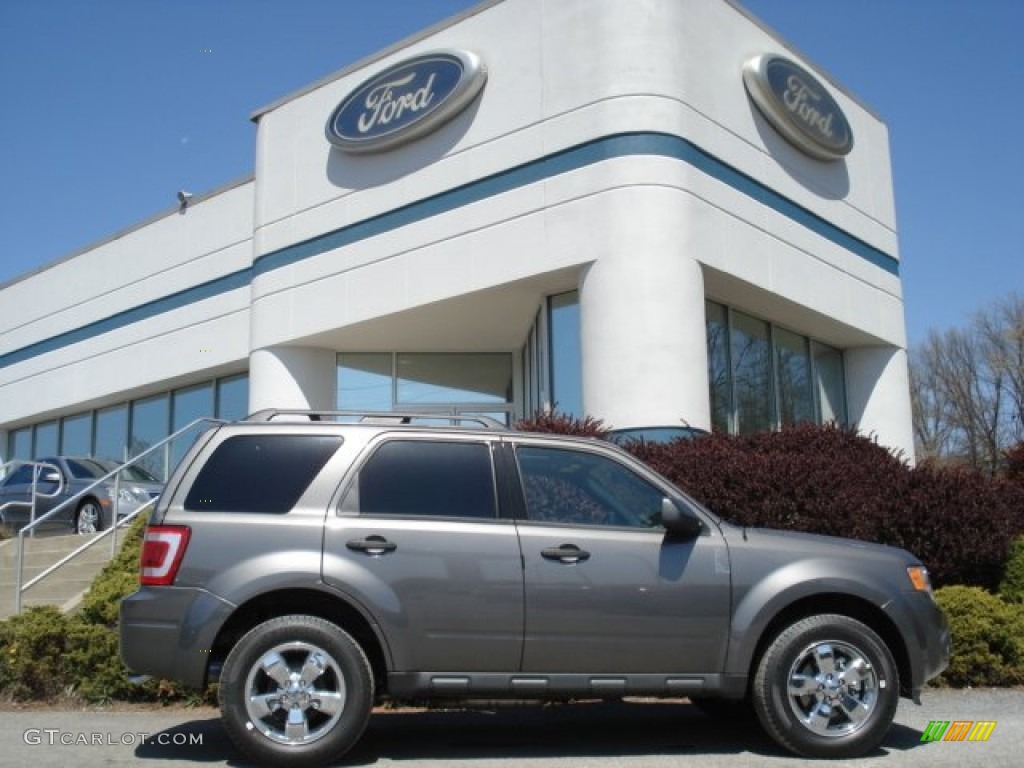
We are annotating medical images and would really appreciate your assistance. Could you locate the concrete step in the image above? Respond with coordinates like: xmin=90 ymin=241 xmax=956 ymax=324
xmin=0 ymin=531 xmax=128 ymax=620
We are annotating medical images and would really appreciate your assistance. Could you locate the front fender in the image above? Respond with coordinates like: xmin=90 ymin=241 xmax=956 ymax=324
xmin=724 ymin=557 xmax=903 ymax=679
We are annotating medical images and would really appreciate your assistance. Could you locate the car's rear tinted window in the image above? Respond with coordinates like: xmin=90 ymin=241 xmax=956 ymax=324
xmin=184 ymin=434 xmax=342 ymax=513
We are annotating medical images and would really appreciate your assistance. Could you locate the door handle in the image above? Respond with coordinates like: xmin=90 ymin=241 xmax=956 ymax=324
xmin=346 ymin=535 xmax=397 ymax=555
xmin=541 ymin=544 xmax=590 ymax=564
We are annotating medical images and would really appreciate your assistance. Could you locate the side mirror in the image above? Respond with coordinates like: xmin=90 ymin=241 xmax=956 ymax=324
xmin=42 ymin=471 xmax=61 ymax=484
xmin=660 ymin=497 xmax=703 ymax=539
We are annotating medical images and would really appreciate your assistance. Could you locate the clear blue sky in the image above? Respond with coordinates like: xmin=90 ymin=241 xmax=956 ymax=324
xmin=1 ymin=0 xmax=1021 ymax=345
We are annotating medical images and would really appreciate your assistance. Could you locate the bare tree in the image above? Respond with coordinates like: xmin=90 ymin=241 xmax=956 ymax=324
xmin=909 ymin=292 xmax=1024 ymax=474
xmin=909 ymin=344 xmax=953 ymax=462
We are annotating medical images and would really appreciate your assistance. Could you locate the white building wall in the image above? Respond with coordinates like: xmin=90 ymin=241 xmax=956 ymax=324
xmin=0 ymin=0 xmax=915 ymax=460
xmin=0 ymin=181 xmax=254 ymax=427
xmin=846 ymin=346 xmax=916 ymax=459
xmin=249 ymin=347 xmax=337 ymax=413
xmin=246 ymin=0 xmax=910 ymax=453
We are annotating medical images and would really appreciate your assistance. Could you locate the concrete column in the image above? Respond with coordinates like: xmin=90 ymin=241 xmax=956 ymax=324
xmin=578 ymin=190 xmax=710 ymax=431
xmin=845 ymin=345 xmax=916 ymax=464
xmin=249 ymin=346 xmax=337 ymax=414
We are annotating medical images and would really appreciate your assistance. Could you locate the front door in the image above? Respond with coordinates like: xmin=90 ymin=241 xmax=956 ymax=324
xmin=509 ymin=441 xmax=731 ymax=674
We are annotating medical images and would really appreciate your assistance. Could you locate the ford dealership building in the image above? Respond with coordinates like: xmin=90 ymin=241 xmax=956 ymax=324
xmin=0 ymin=0 xmax=914 ymax=479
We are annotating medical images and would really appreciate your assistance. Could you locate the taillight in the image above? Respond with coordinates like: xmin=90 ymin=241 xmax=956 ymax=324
xmin=140 ymin=525 xmax=191 ymax=586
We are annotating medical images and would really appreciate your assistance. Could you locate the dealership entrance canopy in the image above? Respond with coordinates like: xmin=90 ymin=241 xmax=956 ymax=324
xmin=0 ymin=0 xmax=913 ymax=478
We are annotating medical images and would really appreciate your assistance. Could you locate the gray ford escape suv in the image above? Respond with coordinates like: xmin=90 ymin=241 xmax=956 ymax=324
xmin=119 ymin=410 xmax=949 ymax=766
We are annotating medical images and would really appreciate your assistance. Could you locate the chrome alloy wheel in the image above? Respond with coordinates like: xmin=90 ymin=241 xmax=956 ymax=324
xmin=243 ymin=641 xmax=347 ymax=745
xmin=76 ymin=501 xmax=101 ymax=534
xmin=785 ymin=640 xmax=878 ymax=738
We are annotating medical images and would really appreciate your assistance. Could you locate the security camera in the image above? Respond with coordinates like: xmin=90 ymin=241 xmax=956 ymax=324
xmin=177 ymin=190 xmax=193 ymax=207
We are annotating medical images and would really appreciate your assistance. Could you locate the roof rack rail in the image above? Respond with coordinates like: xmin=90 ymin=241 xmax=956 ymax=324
xmin=245 ymin=409 xmax=509 ymax=430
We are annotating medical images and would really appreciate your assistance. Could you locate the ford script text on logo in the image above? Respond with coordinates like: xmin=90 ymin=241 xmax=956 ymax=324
xmin=742 ymin=54 xmax=853 ymax=161
xmin=326 ymin=50 xmax=487 ymax=154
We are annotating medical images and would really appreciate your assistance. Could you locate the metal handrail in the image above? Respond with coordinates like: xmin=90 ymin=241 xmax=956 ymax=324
xmin=11 ymin=417 xmax=227 ymax=614
xmin=0 ymin=460 xmax=66 ymax=538
xmin=18 ymin=498 xmax=157 ymax=598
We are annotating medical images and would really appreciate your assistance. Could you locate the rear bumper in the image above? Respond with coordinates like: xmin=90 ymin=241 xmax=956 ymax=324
xmin=119 ymin=586 xmax=235 ymax=688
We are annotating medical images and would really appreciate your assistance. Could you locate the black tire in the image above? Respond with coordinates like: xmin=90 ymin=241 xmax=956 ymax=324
xmin=75 ymin=498 xmax=105 ymax=534
xmin=752 ymin=614 xmax=898 ymax=758
xmin=689 ymin=696 xmax=755 ymax=720
xmin=219 ymin=615 xmax=374 ymax=768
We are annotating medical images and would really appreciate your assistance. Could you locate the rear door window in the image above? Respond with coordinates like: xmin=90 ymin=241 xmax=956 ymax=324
xmin=342 ymin=440 xmax=497 ymax=519
xmin=184 ymin=434 xmax=342 ymax=513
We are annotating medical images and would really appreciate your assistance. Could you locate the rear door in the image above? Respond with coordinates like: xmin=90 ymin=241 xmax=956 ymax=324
xmin=322 ymin=435 xmax=524 ymax=673
xmin=508 ymin=439 xmax=731 ymax=675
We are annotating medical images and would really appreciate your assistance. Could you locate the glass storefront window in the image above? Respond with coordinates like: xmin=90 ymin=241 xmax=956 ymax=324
xmin=7 ymin=427 xmax=32 ymax=462
xmin=6 ymin=373 xmax=248 ymax=473
xmin=707 ymin=301 xmax=846 ymax=434
xmin=549 ymin=291 xmax=582 ymax=417
xmin=730 ymin=311 xmax=773 ymax=434
xmin=337 ymin=354 xmax=392 ymax=411
xmin=216 ymin=374 xmax=250 ymax=421
xmin=33 ymin=421 xmax=58 ymax=458
xmin=130 ymin=394 xmax=170 ymax=480
xmin=337 ymin=353 xmax=514 ymax=419
xmin=521 ymin=314 xmax=541 ymax=418
xmin=171 ymin=383 xmax=215 ymax=467
xmin=60 ymin=412 xmax=92 ymax=456
xmin=775 ymin=328 xmax=814 ymax=426
xmin=94 ymin=405 xmax=128 ymax=463
xmin=705 ymin=301 xmax=732 ymax=433
xmin=814 ymin=342 xmax=847 ymax=424
xmin=397 ymin=353 xmax=511 ymax=405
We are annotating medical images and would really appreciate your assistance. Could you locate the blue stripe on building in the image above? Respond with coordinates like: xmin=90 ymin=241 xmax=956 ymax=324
xmin=0 ymin=131 xmax=898 ymax=370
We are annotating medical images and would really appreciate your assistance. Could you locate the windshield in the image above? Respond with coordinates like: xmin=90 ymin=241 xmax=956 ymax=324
xmin=62 ymin=458 xmax=160 ymax=483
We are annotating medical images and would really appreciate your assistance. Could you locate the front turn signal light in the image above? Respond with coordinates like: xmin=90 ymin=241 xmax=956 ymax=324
xmin=907 ymin=565 xmax=932 ymax=592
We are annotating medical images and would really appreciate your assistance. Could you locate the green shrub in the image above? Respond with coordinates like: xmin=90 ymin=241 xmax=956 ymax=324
xmin=933 ymin=586 xmax=1024 ymax=687
xmin=0 ymin=512 xmax=218 ymax=704
xmin=77 ymin=514 xmax=148 ymax=626
xmin=999 ymin=536 xmax=1024 ymax=604
xmin=0 ymin=605 xmax=72 ymax=700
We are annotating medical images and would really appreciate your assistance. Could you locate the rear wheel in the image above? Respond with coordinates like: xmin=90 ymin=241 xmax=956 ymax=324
xmin=752 ymin=614 xmax=898 ymax=758
xmin=219 ymin=615 xmax=373 ymax=768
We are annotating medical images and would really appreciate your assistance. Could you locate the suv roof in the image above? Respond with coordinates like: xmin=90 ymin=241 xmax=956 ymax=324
xmin=245 ymin=409 xmax=510 ymax=431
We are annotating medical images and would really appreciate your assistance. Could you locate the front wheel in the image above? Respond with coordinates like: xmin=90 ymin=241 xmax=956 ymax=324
xmin=219 ymin=615 xmax=374 ymax=768
xmin=752 ymin=614 xmax=898 ymax=758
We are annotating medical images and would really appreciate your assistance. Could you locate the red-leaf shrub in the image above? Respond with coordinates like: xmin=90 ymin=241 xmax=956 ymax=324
xmin=1005 ymin=442 xmax=1024 ymax=485
xmin=515 ymin=410 xmax=609 ymax=438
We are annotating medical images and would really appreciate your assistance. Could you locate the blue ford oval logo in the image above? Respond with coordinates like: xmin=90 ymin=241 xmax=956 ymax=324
xmin=743 ymin=54 xmax=853 ymax=161
xmin=326 ymin=50 xmax=487 ymax=154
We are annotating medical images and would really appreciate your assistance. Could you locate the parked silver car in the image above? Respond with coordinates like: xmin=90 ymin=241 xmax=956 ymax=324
xmin=120 ymin=410 xmax=949 ymax=766
xmin=0 ymin=456 xmax=162 ymax=534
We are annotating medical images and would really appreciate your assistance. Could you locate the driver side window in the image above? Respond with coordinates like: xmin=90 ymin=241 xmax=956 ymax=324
xmin=514 ymin=445 xmax=664 ymax=528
